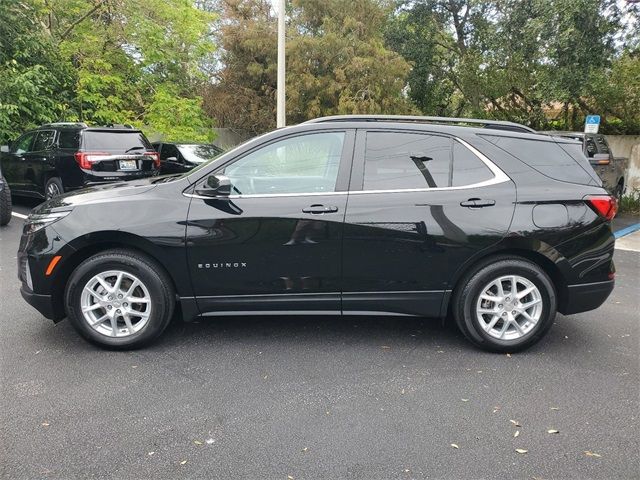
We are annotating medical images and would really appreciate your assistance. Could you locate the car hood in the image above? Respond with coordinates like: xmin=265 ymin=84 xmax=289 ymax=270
xmin=33 ymin=178 xmax=159 ymax=214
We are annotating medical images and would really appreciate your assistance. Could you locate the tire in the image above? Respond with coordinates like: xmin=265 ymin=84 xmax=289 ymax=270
xmin=0 ymin=179 xmax=11 ymax=226
xmin=45 ymin=176 xmax=64 ymax=200
xmin=64 ymin=249 xmax=175 ymax=349
xmin=452 ymin=256 xmax=557 ymax=353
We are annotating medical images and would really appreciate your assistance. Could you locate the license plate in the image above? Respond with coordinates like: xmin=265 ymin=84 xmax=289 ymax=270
xmin=119 ymin=160 xmax=138 ymax=171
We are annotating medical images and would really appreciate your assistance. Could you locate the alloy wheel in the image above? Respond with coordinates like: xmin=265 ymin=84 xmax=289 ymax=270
xmin=475 ymin=275 xmax=543 ymax=341
xmin=80 ymin=270 xmax=152 ymax=337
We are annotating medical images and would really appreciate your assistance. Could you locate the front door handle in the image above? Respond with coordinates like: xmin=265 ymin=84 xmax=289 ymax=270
xmin=302 ymin=204 xmax=339 ymax=214
xmin=460 ymin=198 xmax=496 ymax=208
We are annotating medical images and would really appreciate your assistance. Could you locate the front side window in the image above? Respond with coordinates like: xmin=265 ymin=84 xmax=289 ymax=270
xmin=363 ymin=132 xmax=452 ymax=189
xmin=222 ymin=132 xmax=345 ymax=195
xmin=32 ymin=130 xmax=56 ymax=151
xmin=12 ymin=132 xmax=35 ymax=154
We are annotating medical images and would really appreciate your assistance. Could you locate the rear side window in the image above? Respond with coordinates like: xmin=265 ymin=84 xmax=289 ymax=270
xmin=58 ymin=130 xmax=81 ymax=149
xmin=363 ymin=132 xmax=451 ymax=189
xmin=595 ymin=136 xmax=610 ymax=154
xmin=452 ymin=141 xmax=494 ymax=186
xmin=32 ymin=130 xmax=56 ymax=151
xmin=82 ymin=131 xmax=151 ymax=152
xmin=482 ymin=135 xmax=596 ymax=185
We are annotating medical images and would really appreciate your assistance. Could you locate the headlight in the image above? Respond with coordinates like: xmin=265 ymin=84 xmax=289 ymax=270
xmin=24 ymin=211 xmax=72 ymax=235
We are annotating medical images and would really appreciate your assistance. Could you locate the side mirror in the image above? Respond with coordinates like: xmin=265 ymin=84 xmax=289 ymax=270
xmin=591 ymin=153 xmax=610 ymax=165
xmin=166 ymin=156 xmax=179 ymax=163
xmin=195 ymin=174 xmax=232 ymax=197
xmin=0 ymin=145 xmax=8 ymax=153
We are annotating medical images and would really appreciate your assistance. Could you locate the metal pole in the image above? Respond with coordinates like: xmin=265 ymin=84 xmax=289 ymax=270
xmin=276 ymin=0 xmax=286 ymax=128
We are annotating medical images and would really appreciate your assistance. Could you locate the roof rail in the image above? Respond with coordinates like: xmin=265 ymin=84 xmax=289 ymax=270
xmin=41 ymin=122 xmax=88 ymax=128
xmin=304 ymin=115 xmax=537 ymax=133
xmin=101 ymin=123 xmax=134 ymax=129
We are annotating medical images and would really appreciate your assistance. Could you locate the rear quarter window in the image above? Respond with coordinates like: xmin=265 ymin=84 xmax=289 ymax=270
xmin=58 ymin=130 xmax=81 ymax=149
xmin=481 ymin=135 xmax=597 ymax=185
xmin=82 ymin=131 xmax=151 ymax=152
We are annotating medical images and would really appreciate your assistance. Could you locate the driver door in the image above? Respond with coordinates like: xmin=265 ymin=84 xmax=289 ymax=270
xmin=185 ymin=129 xmax=354 ymax=315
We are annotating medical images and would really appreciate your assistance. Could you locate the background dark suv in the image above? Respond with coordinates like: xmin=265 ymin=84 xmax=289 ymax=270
xmin=0 ymin=123 xmax=160 ymax=199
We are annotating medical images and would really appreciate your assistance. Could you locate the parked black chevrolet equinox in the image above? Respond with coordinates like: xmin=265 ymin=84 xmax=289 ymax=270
xmin=18 ymin=115 xmax=617 ymax=351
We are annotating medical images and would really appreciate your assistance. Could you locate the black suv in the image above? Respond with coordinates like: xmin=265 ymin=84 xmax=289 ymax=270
xmin=17 ymin=115 xmax=617 ymax=352
xmin=0 ymin=123 xmax=159 ymax=199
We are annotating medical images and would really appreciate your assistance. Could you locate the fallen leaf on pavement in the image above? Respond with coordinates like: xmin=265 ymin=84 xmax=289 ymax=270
xmin=451 ymin=443 xmax=459 ymax=449
xmin=206 ymin=438 xmax=215 ymax=444
xmin=550 ymin=407 xmax=560 ymax=411
xmin=41 ymin=422 xmax=50 ymax=427
xmin=301 ymin=447 xmax=308 ymax=452
xmin=510 ymin=420 xmax=521 ymax=427
xmin=547 ymin=429 xmax=559 ymax=434
xmin=180 ymin=460 xmax=187 ymax=465
xmin=148 ymin=452 xmax=154 ymax=456
xmin=514 ymin=430 xmax=520 ymax=438
xmin=381 ymin=346 xmax=391 ymax=350
xmin=194 ymin=440 xmax=203 ymax=445
xmin=584 ymin=451 xmax=602 ymax=458
xmin=515 ymin=448 xmax=528 ymax=454
xmin=461 ymin=398 xmax=469 ymax=402
xmin=506 ymin=353 xmax=511 ymax=358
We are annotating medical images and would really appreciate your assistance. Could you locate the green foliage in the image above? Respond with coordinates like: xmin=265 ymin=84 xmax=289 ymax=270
xmin=0 ymin=0 xmax=76 ymax=144
xmin=619 ymin=189 xmax=640 ymax=215
xmin=206 ymin=0 xmax=415 ymax=133
xmin=386 ymin=0 xmax=640 ymax=133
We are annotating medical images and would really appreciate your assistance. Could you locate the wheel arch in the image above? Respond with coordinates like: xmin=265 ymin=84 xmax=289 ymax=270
xmin=50 ymin=231 xmax=180 ymax=319
xmin=446 ymin=241 xmax=569 ymax=317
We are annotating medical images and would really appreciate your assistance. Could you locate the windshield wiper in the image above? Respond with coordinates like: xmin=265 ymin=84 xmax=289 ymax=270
xmin=125 ymin=146 xmax=145 ymax=153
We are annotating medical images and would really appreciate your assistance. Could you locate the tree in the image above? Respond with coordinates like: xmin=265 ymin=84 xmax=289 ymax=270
xmin=0 ymin=0 xmax=76 ymax=144
xmin=47 ymin=0 xmax=218 ymax=141
xmin=206 ymin=0 xmax=415 ymax=133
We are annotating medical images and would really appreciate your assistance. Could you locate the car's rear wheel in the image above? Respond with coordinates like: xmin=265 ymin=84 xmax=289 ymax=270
xmin=45 ymin=177 xmax=64 ymax=200
xmin=452 ymin=256 xmax=557 ymax=352
xmin=65 ymin=249 xmax=175 ymax=349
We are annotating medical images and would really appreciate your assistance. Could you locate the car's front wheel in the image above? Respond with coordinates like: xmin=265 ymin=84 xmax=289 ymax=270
xmin=65 ymin=249 xmax=175 ymax=348
xmin=452 ymin=256 xmax=557 ymax=352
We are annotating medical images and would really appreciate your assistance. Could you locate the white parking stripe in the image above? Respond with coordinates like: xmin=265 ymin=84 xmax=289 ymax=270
xmin=11 ymin=212 xmax=28 ymax=219
xmin=615 ymin=230 xmax=640 ymax=252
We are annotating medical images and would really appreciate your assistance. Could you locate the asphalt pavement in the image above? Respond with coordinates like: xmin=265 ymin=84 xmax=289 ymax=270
xmin=1 ymin=200 xmax=638 ymax=480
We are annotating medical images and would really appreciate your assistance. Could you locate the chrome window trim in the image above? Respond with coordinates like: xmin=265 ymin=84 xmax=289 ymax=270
xmin=183 ymin=136 xmax=511 ymax=200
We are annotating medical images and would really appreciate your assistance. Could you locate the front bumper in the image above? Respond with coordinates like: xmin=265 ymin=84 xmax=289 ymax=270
xmin=560 ymin=279 xmax=615 ymax=315
xmin=20 ymin=285 xmax=64 ymax=321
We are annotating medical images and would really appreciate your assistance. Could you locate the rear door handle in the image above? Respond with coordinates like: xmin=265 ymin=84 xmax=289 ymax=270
xmin=302 ymin=204 xmax=339 ymax=214
xmin=460 ymin=198 xmax=496 ymax=208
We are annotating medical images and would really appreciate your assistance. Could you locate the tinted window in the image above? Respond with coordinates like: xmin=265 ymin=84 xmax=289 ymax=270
xmin=12 ymin=133 xmax=35 ymax=154
xmin=452 ymin=141 xmax=494 ymax=186
xmin=364 ymin=132 xmax=452 ymax=189
xmin=178 ymin=144 xmax=223 ymax=163
xmin=82 ymin=131 xmax=151 ymax=152
xmin=482 ymin=135 xmax=596 ymax=185
xmin=159 ymin=144 xmax=180 ymax=161
xmin=58 ymin=130 xmax=81 ymax=149
xmin=584 ymin=137 xmax=597 ymax=157
xmin=222 ymin=132 xmax=345 ymax=195
xmin=32 ymin=130 xmax=56 ymax=151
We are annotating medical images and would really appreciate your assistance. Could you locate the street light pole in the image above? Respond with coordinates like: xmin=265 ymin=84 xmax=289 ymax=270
xmin=276 ymin=0 xmax=286 ymax=128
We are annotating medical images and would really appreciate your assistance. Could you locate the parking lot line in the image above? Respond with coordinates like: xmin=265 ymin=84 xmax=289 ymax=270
xmin=615 ymin=229 xmax=640 ymax=252
xmin=614 ymin=222 xmax=640 ymax=239
xmin=11 ymin=211 xmax=27 ymax=219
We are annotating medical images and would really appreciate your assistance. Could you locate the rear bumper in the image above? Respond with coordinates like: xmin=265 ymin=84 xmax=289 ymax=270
xmin=560 ymin=279 xmax=615 ymax=315
xmin=20 ymin=285 xmax=64 ymax=322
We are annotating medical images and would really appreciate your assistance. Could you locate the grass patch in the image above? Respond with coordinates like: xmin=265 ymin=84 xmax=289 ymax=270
xmin=619 ymin=189 xmax=640 ymax=215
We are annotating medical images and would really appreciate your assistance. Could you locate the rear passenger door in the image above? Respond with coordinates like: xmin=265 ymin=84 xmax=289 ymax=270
xmin=25 ymin=130 xmax=56 ymax=193
xmin=341 ymin=129 xmax=516 ymax=317
xmin=2 ymin=132 xmax=36 ymax=193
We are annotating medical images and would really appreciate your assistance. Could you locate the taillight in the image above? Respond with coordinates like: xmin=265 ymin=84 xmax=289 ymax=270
xmin=74 ymin=152 xmax=110 ymax=169
xmin=146 ymin=151 xmax=160 ymax=168
xmin=585 ymin=195 xmax=618 ymax=221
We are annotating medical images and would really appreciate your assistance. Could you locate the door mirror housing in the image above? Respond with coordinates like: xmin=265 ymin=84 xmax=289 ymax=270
xmin=0 ymin=145 xmax=8 ymax=153
xmin=591 ymin=153 xmax=610 ymax=165
xmin=165 ymin=156 xmax=179 ymax=163
xmin=195 ymin=174 xmax=232 ymax=197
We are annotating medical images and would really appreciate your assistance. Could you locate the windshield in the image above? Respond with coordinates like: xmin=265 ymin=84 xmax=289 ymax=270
xmin=82 ymin=131 xmax=151 ymax=152
xmin=177 ymin=144 xmax=223 ymax=164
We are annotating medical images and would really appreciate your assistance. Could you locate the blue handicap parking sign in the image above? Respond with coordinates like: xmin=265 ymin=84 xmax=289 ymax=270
xmin=586 ymin=115 xmax=601 ymax=125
